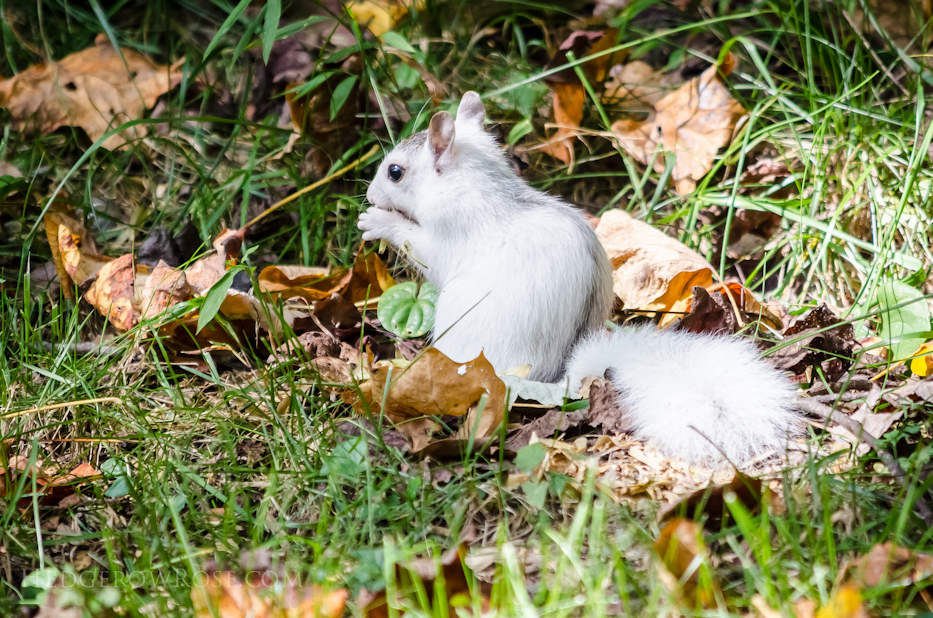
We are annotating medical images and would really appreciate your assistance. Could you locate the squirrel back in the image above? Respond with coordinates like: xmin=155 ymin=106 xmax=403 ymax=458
xmin=360 ymin=92 xmax=799 ymax=466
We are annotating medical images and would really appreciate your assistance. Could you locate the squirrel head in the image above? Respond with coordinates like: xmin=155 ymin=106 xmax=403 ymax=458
xmin=366 ymin=92 xmax=508 ymax=223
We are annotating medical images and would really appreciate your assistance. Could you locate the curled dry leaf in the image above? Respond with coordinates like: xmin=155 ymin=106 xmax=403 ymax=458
xmin=191 ymin=569 xmax=347 ymax=618
xmin=654 ymin=518 xmax=722 ymax=608
xmin=611 ymin=53 xmax=746 ymax=195
xmin=185 ymin=228 xmax=245 ymax=295
xmin=259 ymin=253 xmax=393 ymax=305
xmin=139 ymin=260 xmax=192 ymax=319
xmin=44 ymin=211 xmax=112 ymax=298
xmin=677 ymin=282 xmax=782 ymax=334
xmin=346 ymin=348 xmax=506 ymax=452
xmin=541 ymin=82 xmax=585 ymax=166
xmin=594 ymin=209 xmax=713 ymax=323
xmin=540 ymin=30 xmax=625 ymax=166
xmin=0 ymin=36 xmax=182 ymax=150
xmin=769 ymin=304 xmax=857 ymax=379
xmin=85 ymin=254 xmax=137 ymax=332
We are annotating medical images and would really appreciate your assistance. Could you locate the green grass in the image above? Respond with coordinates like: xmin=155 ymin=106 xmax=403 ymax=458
xmin=2 ymin=0 xmax=933 ymax=616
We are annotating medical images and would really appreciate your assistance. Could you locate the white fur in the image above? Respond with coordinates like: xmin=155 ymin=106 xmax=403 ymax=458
xmin=564 ymin=328 xmax=799 ymax=466
xmin=360 ymin=92 xmax=799 ymax=466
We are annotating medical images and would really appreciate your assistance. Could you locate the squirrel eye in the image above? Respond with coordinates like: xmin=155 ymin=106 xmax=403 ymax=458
xmin=387 ymin=164 xmax=404 ymax=182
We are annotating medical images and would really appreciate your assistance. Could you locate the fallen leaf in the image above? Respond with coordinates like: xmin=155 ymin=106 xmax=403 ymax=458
xmin=0 ymin=36 xmax=182 ymax=149
xmin=676 ymin=282 xmax=782 ymax=334
xmin=360 ymin=544 xmax=486 ymax=618
xmin=44 ymin=211 xmax=112 ymax=298
xmin=815 ymin=585 xmax=867 ymax=618
xmin=603 ymin=61 xmax=667 ymax=111
xmin=185 ymin=228 xmax=244 ymax=295
xmin=658 ymin=472 xmax=762 ymax=524
xmin=191 ymin=561 xmax=347 ymax=618
xmin=0 ymin=456 xmax=101 ymax=507
xmin=84 ymin=254 xmax=136 ymax=332
xmin=852 ymin=542 xmax=933 ymax=587
xmin=541 ymin=82 xmax=585 ymax=166
xmin=345 ymin=0 xmax=418 ymax=36
xmin=611 ymin=53 xmax=746 ymax=194
xmin=347 ymin=349 xmax=506 ymax=452
xmin=655 ymin=518 xmax=721 ymax=608
xmin=259 ymin=265 xmax=348 ymax=302
xmin=769 ymin=304 xmax=857 ymax=380
xmin=594 ymin=209 xmax=714 ymax=322
xmin=674 ymin=286 xmax=736 ymax=335
xmin=139 ymin=260 xmax=192 ymax=319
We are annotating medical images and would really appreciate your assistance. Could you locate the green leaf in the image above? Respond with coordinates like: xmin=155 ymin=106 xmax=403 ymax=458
xmin=507 ymin=118 xmax=533 ymax=145
xmin=330 ymin=75 xmax=358 ymax=121
xmin=377 ymin=281 xmax=438 ymax=338
xmin=876 ymin=280 xmax=932 ymax=362
xmin=261 ymin=0 xmax=281 ymax=64
xmin=197 ymin=269 xmax=237 ymax=334
xmin=515 ymin=443 xmax=546 ymax=475
xmin=381 ymin=31 xmax=416 ymax=53
xmin=203 ymin=0 xmax=252 ymax=62
xmin=0 ymin=175 xmax=27 ymax=201
xmin=521 ymin=480 xmax=548 ymax=509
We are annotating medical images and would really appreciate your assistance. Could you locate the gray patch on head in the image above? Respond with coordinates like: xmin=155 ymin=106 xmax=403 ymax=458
xmin=396 ymin=130 xmax=427 ymax=154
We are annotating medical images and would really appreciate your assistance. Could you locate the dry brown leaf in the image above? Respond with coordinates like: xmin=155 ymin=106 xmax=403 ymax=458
xmin=341 ymin=252 xmax=396 ymax=303
xmin=360 ymin=544 xmax=485 ymax=618
xmin=44 ymin=211 xmax=112 ymax=298
xmin=706 ymin=282 xmax=783 ymax=331
xmin=185 ymin=228 xmax=244 ymax=295
xmin=191 ymin=569 xmax=347 ymax=618
xmin=611 ymin=53 xmax=746 ymax=195
xmin=259 ymin=253 xmax=393 ymax=305
xmin=139 ymin=260 xmax=192 ymax=319
xmin=85 ymin=253 xmax=136 ymax=332
xmin=347 ymin=349 xmax=506 ymax=452
xmin=594 ymin=209 xmax=713 ymax=322
xmin=655 ymin=518 xmax=721 ymax=608
xmin=0 ymin=456 xmax=101 ymax=507
xmin=0 ymin=36 xmax=182 ymax=149
xmin=541 ymin=82 xmax=585 ymax=166
xmin=658 ymin=472 xmax=762 ymax=523
xmin=852 ymin=542 xmax=933 ymax=587
xmin=603 ymin=61 xmax=667 ymax=111
xmin=815 ymin=585 xmax=868 ymax=618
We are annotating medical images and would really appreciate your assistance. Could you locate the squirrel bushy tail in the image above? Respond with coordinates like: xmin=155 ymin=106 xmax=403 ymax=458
xmin=564 ymin=327 xmax=800 ymax=467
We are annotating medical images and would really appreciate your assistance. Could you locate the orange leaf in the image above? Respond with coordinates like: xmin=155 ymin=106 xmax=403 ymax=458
xmin=85 ymin=254 xmax=137 ymax=331
xmin=611 ymin=53 xmax=745 ymax=194
xmin=541 ymin=82 xmax=585 ymax=166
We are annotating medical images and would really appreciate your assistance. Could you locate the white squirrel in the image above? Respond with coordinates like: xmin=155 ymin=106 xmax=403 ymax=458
xmin=359 ymin=91 xmax=799 ymax=466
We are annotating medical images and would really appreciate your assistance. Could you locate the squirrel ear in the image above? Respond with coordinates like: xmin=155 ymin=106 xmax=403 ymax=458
xmin=428 ymin=111 xmax=456 ymax=165
xmin=456 ymin=91 xmax=485 ymax=128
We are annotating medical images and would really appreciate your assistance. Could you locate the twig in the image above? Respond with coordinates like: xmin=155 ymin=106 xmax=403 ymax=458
xmin=807 ymin=379 xmax=873 ymax=397
xmin=796 ymin=396 xmax=933 ymax=526
xmin=243 ymin=143 xmax=381 ymax=231
xmin=808 ymin=392 xmax=867 ymax=404
xmin=1 ymin=397 xmax=122 ymax=420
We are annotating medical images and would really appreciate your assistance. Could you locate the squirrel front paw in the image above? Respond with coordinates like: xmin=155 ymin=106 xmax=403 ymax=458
xmin=358 ymin=207 xmax=410 ymax=243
